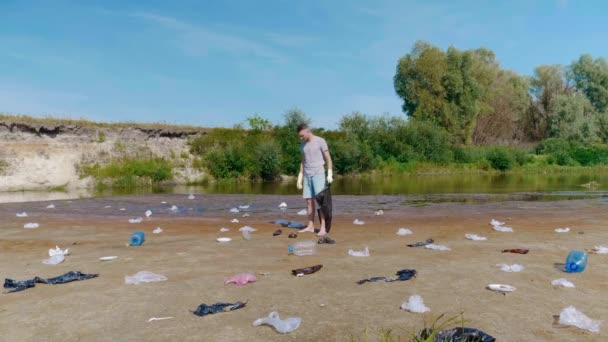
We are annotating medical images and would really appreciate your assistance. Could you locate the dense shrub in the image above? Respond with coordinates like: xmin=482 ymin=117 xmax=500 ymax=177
xmin=403 ymin=120 xmax=453 ymax=163
xmin=249 ymin=141 xmax=281 ymax=180
xmin=535 ymin=138 xmax=571 ymax=155
xmin=486 ymin=147 xmax=514 ymax=171
xmin=204 ymin=144 xmax=247 ymax=179
xmin=82 ymin=157 xmax=173 ymax=187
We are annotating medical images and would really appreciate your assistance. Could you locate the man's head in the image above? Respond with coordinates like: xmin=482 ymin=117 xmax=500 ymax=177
xmin=297 ymin=123 xmax=313 ymax=142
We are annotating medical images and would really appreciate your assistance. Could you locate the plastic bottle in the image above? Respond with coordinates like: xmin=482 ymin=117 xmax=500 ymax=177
xmin=130 ymin=231 xmax=145 ymax=246
xmin=565 ymin=250 xmax=587 ymax=273
xmin=292 ymin=240 xmax=316 ymax=256
xmin=242 ymin=230 xmax=251 ymax=240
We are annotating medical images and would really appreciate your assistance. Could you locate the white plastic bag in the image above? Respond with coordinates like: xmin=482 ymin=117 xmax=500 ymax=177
xmin=253 ymin=312 xmax=301 ymax=334
xmin=425 ymin=244 xmax=451 ymax=251
xmin=230 ymin=207 xmax=240 ymax=213
xmin=220 ymin=228 xmax=230 ymax=233
xmin=239 ymin=226 xmax=257 ymax=232
xmin=46 ymin=204 xmax=55 ymax=209
xmin=496 ymin=264 xmax=524 ymax=272
xmin=592 ymin=246 xmax=608 ymax=254
xmin=552 ymin=278 xmax=575 ymax=288
xmin=396 ymin=228 xmax=413 ymax=236
xmin=187 ymin=194 xmax=195 ymax=199
xmin=297 ymin=209 xmax=307 ymax=216
xmin=153 ymin=227 xmax=163 ymax=234
xmin=24 ymin=223 xmax=40 ymax=229
xmin=353 ymin=219 xmax=365 ymax=225
xmin=16 ymin=212 xmax=28 ymax=217
xmin=145 ymin=210 xmax=152 ymax=218
xmin=125 ymin=271 xmax=168 ymax=285
xmin=559 ymin=306 xmax=601 ymax=333
xmin=493 ymin=225 xmax=513 ymax=232
xmin=400 ymin=295 xmax=430 ymax=313
xmin=170 ymin=205 xmax=178 ymax=211
xmin=230 ymin=218 xmax=240 ymax=223
xmin=43 ymin=246 xmax=68 ymax=265
xmin=555 ymin=227 xmax=570 ymax=233
xmin=465 ymin=234 xmax=487 ymax=241
xmin=374 ymin=210 xmax=384 ymax=216
xmin=129 ymin=217 xmax=143 ymax=224
xmin=239 ymin=205 xmax=250 ymax=209
xmin=278 ymin=202 xmax=288 ymax=208
xmin=348 ymin=247 xmax=370 ymax=257
xmin=490 ymin=219 xmax=505 ymax=226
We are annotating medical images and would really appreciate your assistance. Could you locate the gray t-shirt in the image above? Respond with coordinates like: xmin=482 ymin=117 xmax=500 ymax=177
xmin=301 ymin=136 xmax=328 ymax=176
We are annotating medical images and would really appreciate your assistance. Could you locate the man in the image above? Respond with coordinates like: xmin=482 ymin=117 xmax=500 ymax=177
xmin=296 ymin=123 xmax=333 ymax=236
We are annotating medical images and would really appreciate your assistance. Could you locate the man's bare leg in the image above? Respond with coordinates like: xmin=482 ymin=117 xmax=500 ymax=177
xmin=317 ymin=210 xmax=327 ymax=236
xmin=299 ymin=198 xmax=315 ymax=233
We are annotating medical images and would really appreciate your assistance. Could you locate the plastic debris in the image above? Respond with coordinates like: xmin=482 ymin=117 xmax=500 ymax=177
xmin=46 ymin=204 xmax=55 ymax=209
xmin=239 ymin=226 xmax=257 ymax=232
xmin=4 ymin=271 xmax=98 ymax=293
xmin=253 ymin=312 xmax=301 ymax=334
xmin=278 ymin=202 xmax=288 ymax=208
xmin=230 ymin=218 xmax=239 ymax=223
xmin=129 ymin=217 xmax=143 ymax=224
xmin=43 ymin=246 xmax=69 ymax=265
xmin=124 ymin=271 xmax=167 ymax=285
xmin=145 ymin=210 xmax=152 ymax=218
xmin=153 ymin=227 xmax=163 ymax=234
xmin=486 ymin=284 xmax=516 ymax=292
xmin=16 ymin=212 xmax=28 ymax=217
xmin=592 ymin=246 xmax=608 ymax=254
xmin=99 ymin=256 xmax=118 ymax=261
xmin=291 ymin=264 xmax=323 ymax=276
xmin=552 ymin=278 xmax=575 ymax=288
xmin=348 ymin=247 xmax=370 ymax=257
xmin=496 ymin=264 xmax=524 ymax=272
xmin=353 ymin=219 xmax=365 ymax=225
xmin=119 ymin=208 xmax=126 ymax=211
xmin=23 ymin=223 xmax=40 ymax=229
xmin=273 ymin=229 xmax=282 ymax=236
xmin=317 ymin=236 xmax=335 ymax=244
xmin=493 ymin=225 xmax=513 ymax=232
xmin=374 ymin=210 xmax=384 ymax=216
xmin=465 ymin=234 xmax=487 ymax=241
xmin=397 ymin=228 xmax=413 ymax=236
xmin=490 ymin=219 xmax=505 ymax=226
xmin=242 ymin=213 xmax=250 ymax=217
xmin=224 ymin=273 xmax=257 ymax=286
xmin=220 ymin=228 xmax=230 ymax=233
xmin=188 ymin=194 xmax=195 ymax=200
xmin=401 ymin=295 xmax=430 ymax=313
xmin=238 ymin=205 xmax=250 ymax=209
xmin=242 ymin=230 xmax=251 ymax=240
xmin=502 ymin=248 xmax=529 ymax=254
xmin=170 ymin=205 xmax=178 ymax=211
xmin=287 ymin=222 xmax=306 ymax=229
xmin=289 ymin=233 xmax=298 ymax=239
xmin=297 ymin=209 xmax=307 ymax=215
xmin=104 ymin=205 xmax=112 ymax=208
xmin=161 ymin=201 xmax=167 ymax=204
xmin=291 ymin=240 xmax=316 ymax=256
xmin=357 ymin=269 xmax=417 ymax=285
xmin=555 ymin=227 xmax=570 ymax=233
xmin=230 ymin=207 xmax=240 ymax=213
xmin=130 ymin=231 xmax=145 ymax=246
xmin=148 ymin=317 xmax=173 ymax=322
xmin=407 ymin=239 xmax=433 ymax=247
xmin=559 ymin=306 xmax=601 ymax=333
xmin=425 ymin=244 xmax=450 ymax=251
xmin=565 ymin=250 xmax=588 ymax=272
xmin=192 ymin=302 xmax=246 ymax=316
xmin=418 ymin=327 xmax=496 ymax=342
xmin=217 ymin=237 xmax=232 ymax=243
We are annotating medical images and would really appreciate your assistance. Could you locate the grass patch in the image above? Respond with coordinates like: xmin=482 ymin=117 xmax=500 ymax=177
xmin=0 ymin=159 xmax=8 ymax=175
xmin=48 ymin=183 xmax=68 ymax=192
xmin=81 ymin=157 xmax=173 ymax=188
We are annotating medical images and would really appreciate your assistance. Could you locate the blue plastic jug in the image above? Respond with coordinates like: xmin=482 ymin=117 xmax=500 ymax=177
xmin=130 ymin=231 xmax=145 ymax=246
xmin=565 ymin=250 xmax=587 ymax=273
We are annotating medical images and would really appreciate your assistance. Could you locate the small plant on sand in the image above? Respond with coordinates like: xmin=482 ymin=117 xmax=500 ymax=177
xmin=0 ymin=159 xmax=8 ymax=175
xmin=349 ymin=312 xmax=468 ymax=342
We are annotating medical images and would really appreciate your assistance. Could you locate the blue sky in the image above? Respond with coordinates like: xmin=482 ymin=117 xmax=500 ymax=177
xmin=1 ymin=0 xmax=607 ymax=128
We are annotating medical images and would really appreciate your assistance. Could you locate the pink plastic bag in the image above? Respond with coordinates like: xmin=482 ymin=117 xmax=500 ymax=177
xmin=224 ymin=273 xmax=257 ymax=286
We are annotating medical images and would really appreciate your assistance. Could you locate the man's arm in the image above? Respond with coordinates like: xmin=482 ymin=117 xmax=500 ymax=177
xmin=323 ymin=149 xmax=333 ymax=183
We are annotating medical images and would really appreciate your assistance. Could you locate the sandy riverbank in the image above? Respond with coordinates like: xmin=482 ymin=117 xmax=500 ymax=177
xmin=1 ymin=194 xmax=607 ymax=341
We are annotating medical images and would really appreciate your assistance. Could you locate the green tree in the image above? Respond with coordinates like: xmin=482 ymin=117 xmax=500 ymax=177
xmin=273 ymin=109 xmax=311 ymax=174
xmin=570 ymin=54 xmax=608 ymax=113
xmin=549 ymin=93 xmax=597 ymax=143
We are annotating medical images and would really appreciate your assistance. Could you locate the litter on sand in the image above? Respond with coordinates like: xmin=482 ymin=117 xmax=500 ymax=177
xmin=425 ymin=244 xmax=450 ymax=251
xmin=558 ymin=306 xmax=601 ymax=333
xmin=104 ymin=205 xmax=112 ymax=208
xmin=152 ymin=227 xmax=163 ymax=234
xmin=490 ymin=219 xmax=504 ymax=226
xmin=99 ymin=256 xmax=118 ymax=261
xmin=145 ymin=210 xmax=152 ymax=218
xmin=124 ymin=271 xmax=167 ymax=285
xmin=242 ymin=213 xmax=250 ymax=217
xmin=278 ymin=202 xmax=288 ymax=208
xmin=219 ymin=228 xmax=230 ymax=233
xmin=23 ymin=223 xmax=39 ymax=229
xmin=16 ymin=212 xmax=28 ymax=217
xmin=357 ymin=269 xmax=417 ymax=285
xmin=407 ymin=239 xmax=434 ymax=247
xmin=490 ymin=219 xmax=513 ymax=232
xmin=397 ymin=228 xmax=413 ymax=236
xmin=465 ymin=234 xmax=487 ymax=241
xmin=496 ymin=264 xmax=524 ymax=272
xmin=188 ymin=194 xmax=195 ymax=200
xmin=46 ymin=204 xmax=55 ymax=209
xmin=239 ymin=226 xmax=257 ymax=232
xmin=401 ymin=295 xmax=430 ymax=313
xmin=230 ymin=218 xmax=239 ymax=223
xmin=129 ymin=217 xmax=143 ymax=224
xmin=217 ymin=237 xmax=232 ymax=243
xmin=348 ymin=247 xmax=370 ymax=257
xmin=555 ymin=227 xmax=570 ymax=233
xmin=119 ymin=208 xmax=126 ymax=211
xmin=272 ymin=219 xmax=290 ymax=226
xmin=192 ymin=301 xmax=246 ymax=317
xmin=486 ymin=284 xmax=516 ymax=292
xmin=43 ymin=246 xmax=69 ymax=265
xmin=591 ymin=246 xmax=608 ymax=254
xmin=170 ymin=205 xmax=178 ymax=211
xmin=374 ymin=210 xmax=384 ymax=216
xmin=297 ymin=209 xmax=307 ymax=215
xmin=253 ymin=312 xmax=302 ymax=334
xmin=4 ymin=271 xmax=99 ymax=293
xmin=552 ymin=278 xmax=575 ymax=288
xmin=273 ymin=229 xmax=282 ymax=236
xmin=230 ymin=208 xmax=240 ymax=213
xmin=418 ymin=327 xmax=496 ymax=342
xmin=291 ymin=265 xmax=323 ymax=276
xmin=317 ymin=236 xmax=335 ymax=244
xmin=287 ymin=222 xmax=306 ymax=229
xmin=353 ymin=219 xmax=365 ymax=225
xmin=148 ymin=317 xmax=173 ymax=322
xmin=238 ymin=205 xmax=250 ymax=209
xmin=502 ymin=248 xmax=529 ymax=254
xmin=224 ymin=273 xmax=257 ymax=286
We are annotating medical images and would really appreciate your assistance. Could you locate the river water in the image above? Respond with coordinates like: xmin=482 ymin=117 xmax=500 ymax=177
xmin=2 ymin=172 xmax=607 ymax=204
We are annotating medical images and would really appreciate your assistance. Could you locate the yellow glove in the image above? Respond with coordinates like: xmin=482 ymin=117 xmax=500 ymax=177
xmin=327 ymin=169 xmax=333 ymax=184
xmin=297 ymin=172 xmax=303 ymax=190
